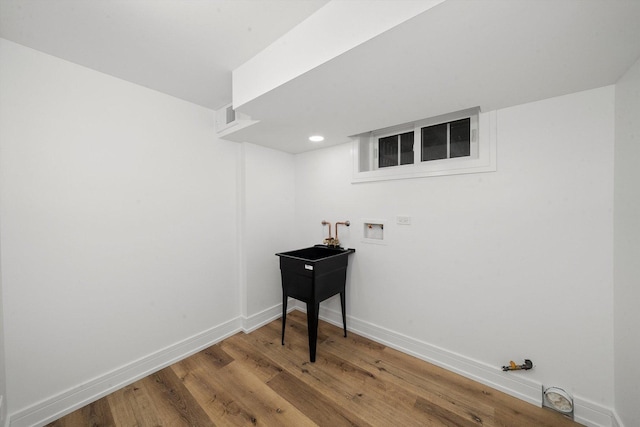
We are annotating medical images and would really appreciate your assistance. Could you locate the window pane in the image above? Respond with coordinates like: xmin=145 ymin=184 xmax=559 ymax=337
xmin=400 ymin=132 xmax=414 ymax=165
xmin=450 ymin=118 xmax=470 ymax=158
xmin=379 ymin=135 xmax=398 ymax=168
xmin=421 ymin=123 xmax=447 ymax=161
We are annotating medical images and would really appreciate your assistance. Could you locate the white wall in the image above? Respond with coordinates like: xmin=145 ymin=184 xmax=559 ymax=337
xmin=241 ymin=142 xmax=295 ymax=323
xmin=294 ymin=87 xmax=615 ymax=412
xmin=614 ymin=57 xmax=640 ymax=427
xmin=0 ymin=39 xmax=240 ymax=419
xmin=0 ymin=34 xmax=627 ymax=427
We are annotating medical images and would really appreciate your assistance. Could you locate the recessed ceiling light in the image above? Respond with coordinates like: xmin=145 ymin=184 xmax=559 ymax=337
xmin=309 ymin=135 xmax=324 ymax=142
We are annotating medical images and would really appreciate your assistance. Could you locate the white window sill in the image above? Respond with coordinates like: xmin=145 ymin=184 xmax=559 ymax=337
xmin=352 ymin=111 xmax=497 ymax=183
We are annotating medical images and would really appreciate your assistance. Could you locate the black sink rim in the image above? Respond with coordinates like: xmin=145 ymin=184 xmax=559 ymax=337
xmin=276 ymin=245 xmax=355 ymax=262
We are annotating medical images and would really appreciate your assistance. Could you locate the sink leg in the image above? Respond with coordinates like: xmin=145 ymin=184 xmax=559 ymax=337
xmin=340 ymin=291 xmax=347 ymax=338
xmin=307 ymin=302 xmax=319 ymax=363
xmin=281 ymin=294 xmax=287 ymax=345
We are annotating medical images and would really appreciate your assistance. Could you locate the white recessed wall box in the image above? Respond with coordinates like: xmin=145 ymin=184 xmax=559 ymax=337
xmin=362 ymin=219 xmax=387 ymax=245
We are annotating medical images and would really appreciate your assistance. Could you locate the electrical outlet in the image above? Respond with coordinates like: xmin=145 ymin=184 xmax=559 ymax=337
xmin=396 ymin=215 xmax=411 ymax=225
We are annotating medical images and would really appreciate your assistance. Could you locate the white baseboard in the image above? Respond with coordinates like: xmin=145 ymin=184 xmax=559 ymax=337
xmin=611 ymin=409 xmax=623 ymax=427
xmin=0 ymin=395 xmax=6 ymax=427
xmin=8 ymin=316 xmax=243 ymax=427
xmin=241 ymin=298 xmax=296 ymax=333
xmin=573 ymin=397 xmax=620 ymax=427
xmin=242 ymin=303 xmax=283 ymax=333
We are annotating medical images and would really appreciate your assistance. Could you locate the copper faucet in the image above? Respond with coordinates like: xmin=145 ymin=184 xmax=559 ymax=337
xmin=321 ymin=221 xmax=332 ymax=239
xmin=321 ymin=221 xmax=337 ymax=246
xmin=320 ymin=220 xmax=350 ymax=247
xmin=335 ymin=221 xmax=350 ymax=242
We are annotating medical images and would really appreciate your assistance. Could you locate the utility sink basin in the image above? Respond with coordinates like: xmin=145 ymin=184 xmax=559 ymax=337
xmin=276 ymin=245 xmax=355 ymax=362
xmin=278 ymin=245 xmax=352 ymax=261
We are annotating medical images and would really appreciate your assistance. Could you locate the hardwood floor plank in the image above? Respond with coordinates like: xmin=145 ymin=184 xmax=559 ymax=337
xmin=321 ymin=333 xmax=495 ymax=426
xmin=142 ymin=367 xmax=215 ymax=427
xmin=321 ymin=319 xmax=489 ymax=399
xmin=48 ymin=397 xmax=116 ymax=427
xmin=218 ymin=334 xmax=284 ymax=383
xmin=266 ymin=370 xmax=369 ymax=427
xmin=220 ymin=361 xmax=317 ymax=427
xmin=414 ymin=395 xmax=485 ymax=427
xmin=194 ymin=343 xmax=236 ymax=369
xmin=46 ymin=311 xmax=581 ymax=427
xmin=249 ymin=316 xmax=438 ymax=426
xmin=106 ymin=382 xmax=163 ymax=427
xmin=170 ymin=351 xmax=257 ymax=426
xmin=285 ymin=313 xmax=495 ymax=426
xmin=224 ymin=332 xmax=366 ymax=426
xmin=173 ymin=347 xmax=315 ymax=426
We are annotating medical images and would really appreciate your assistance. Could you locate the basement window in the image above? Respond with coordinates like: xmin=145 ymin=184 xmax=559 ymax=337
xmin=422 ymin=118 xmax=471 ymax=161
xmin=378 ymin=131 xmax=414 ymax=168
xmin=352 ymin=107 xmax=496 ymax=183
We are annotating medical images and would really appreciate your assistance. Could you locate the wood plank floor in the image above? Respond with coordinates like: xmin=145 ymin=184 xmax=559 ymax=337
xmin=47 ymin=310 xmax=579 ymax=426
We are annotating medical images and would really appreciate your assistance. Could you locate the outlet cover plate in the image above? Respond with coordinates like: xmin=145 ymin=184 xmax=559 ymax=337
xmin=396 ymin=215 xmax=411 ymax=225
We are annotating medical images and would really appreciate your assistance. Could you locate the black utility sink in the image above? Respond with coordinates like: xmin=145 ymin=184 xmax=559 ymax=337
xmin=276 ymin=245 xmax=355 ymax=362
xmin=279 ymin=246 xmax=349 ymax=261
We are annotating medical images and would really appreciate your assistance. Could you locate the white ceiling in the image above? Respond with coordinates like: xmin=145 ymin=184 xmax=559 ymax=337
xmin=229 ymin=0 xmax=640 ymax=152
xmin=2 ymin=0 xmax=640 ymax=154
xmin=0 ymin=0 xmax=328 ymax=110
